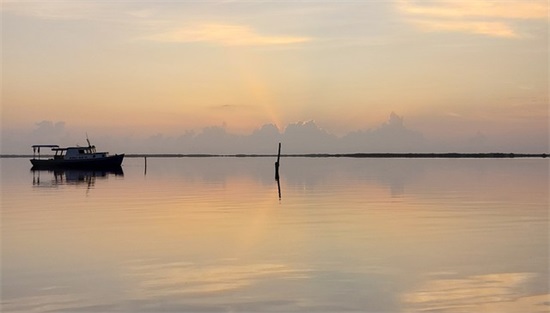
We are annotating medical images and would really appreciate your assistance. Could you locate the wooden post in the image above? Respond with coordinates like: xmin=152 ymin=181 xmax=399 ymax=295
xmin=275 ymin=142 xmax=281 ymax=200
xmin=275 ymin=142 xmax=281 ymax=180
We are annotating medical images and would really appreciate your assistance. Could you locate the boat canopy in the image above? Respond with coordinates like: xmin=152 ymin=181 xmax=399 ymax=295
xmin=32 ymin=145 xmax=59 ymax=153
xmin=32 ymin=145 xmax=60 ymax=159
xmin=32 ymin=145 xmax=60 ymax=149
xmin=32 ymin=144 xmax=100 ymax=157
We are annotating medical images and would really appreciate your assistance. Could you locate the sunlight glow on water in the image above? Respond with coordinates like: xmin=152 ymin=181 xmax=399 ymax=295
xmin=1 ymin=157 xmax=549 ymax=312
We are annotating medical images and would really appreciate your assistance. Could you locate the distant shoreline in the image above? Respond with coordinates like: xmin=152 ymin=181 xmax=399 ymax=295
xmin=2 ymin=153 xmax=547 ymax=158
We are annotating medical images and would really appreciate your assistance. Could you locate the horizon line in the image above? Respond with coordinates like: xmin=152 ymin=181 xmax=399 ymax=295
xmin=2 ymin=152 xmax=548 ymax=159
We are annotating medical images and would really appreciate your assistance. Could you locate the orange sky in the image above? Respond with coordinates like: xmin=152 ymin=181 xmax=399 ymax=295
xmin=1 ymin=1 xmax=548 ymax=153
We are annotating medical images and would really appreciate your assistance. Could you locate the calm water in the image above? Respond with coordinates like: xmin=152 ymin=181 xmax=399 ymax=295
xmin=1 ymin=157 xmax=549 ymax=313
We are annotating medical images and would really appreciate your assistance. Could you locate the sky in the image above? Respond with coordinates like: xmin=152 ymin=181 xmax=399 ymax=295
xmin=1 ymin=0 xmax=548 ymax=154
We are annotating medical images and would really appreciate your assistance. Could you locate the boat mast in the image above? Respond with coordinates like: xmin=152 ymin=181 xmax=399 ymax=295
xmin=85 ymin=133 xmax=96 ymax=153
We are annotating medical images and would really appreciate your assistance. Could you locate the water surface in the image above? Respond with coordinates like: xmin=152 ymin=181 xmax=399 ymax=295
xmin=1 ymin=157 xmax=549 ymax=312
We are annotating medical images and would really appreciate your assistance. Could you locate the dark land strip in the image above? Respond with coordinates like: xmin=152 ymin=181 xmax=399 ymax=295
xmin=126 ymin=153 xmax=548 ymax=158
xmin=3 ymin=153 xmax=547 ymax=158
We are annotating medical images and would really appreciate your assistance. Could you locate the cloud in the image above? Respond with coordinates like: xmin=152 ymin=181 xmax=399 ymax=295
xmin=396 ymin=0 xmax=547 ymax=38
xmin=409 ymin=19 xmax=518 ymax=38
xmin=396 ymin=0 xmax=547 ymax=19
xmin=2 ymin=111 xmax=546 ymax=154
xmin=143 ymin=23 xmax=312 ymax=46
xmin=1 ymin=0 xmax=103 ymax=20
xmin=32 ymin=120 xmax=66 ymax=137
xmin=209 ymin=104 xmax=257 ymax=111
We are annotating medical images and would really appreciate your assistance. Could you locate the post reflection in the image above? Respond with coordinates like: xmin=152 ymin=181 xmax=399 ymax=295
xmin=276 ymin=177 xmax=282 ymax=200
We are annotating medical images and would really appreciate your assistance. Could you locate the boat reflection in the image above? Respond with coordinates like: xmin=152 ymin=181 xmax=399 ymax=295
xmin=31 ymin=167 xmax=123 ymax=187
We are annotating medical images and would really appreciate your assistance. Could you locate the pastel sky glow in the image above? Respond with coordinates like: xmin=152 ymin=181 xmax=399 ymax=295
xmin=1 ymin=0 xmax=548 ymax=153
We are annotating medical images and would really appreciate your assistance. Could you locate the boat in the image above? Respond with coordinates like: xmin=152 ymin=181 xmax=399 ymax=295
xmin=30 ymin=138 xmax=124 ymax=169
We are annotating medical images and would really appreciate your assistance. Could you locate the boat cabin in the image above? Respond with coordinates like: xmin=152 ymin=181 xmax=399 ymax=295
xmin=55 ymin=146 xmax=108 ymax=160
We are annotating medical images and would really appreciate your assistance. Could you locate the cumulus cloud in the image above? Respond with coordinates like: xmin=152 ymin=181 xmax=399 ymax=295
xmin=2 ymin=113 xmax=546 ymax=154
xmin=32 ymin=120 xmax=66 ymax=137
xmin=146 ymin=113 xmax=426 ymax=154
xmin=342 ymin=112 xmax=425 ymax=153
